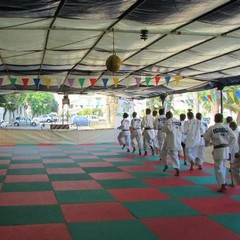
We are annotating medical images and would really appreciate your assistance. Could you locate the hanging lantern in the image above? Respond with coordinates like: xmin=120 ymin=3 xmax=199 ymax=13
xmin=106 ymin=29 xmax=122 ymax=73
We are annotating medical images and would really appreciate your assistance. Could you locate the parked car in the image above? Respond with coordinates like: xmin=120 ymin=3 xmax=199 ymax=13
xmin=12 ymin=117 xmax=38 ymax=127
xmin=49 ymin=112 xmax=58 ymax=122
xmin=37 ymin=114 xmax=53 ymax=123
xmin=85 ymin=115 xmax=99 ymax=123
xmin=72 ymin=116 xmax=89 ymax=126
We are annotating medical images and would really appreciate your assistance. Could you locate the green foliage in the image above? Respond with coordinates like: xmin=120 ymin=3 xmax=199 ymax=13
xmin=25 ymin=92 xmax=59 ymax=117
xmin=77 ymin=108 xmax=103 ymax=116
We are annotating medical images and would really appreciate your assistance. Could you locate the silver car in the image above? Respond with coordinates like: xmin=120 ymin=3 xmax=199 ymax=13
xmin=13 ymin=117 xmax=38 ymax=127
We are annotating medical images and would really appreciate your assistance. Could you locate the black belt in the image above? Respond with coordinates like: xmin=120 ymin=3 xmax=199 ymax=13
xmin=214 ymin=144 xmax=228 ymax=149
xmin=133 ymin=128 xmax=141 ymax=130
xmin=158 ymin=129 xmax=162 ymax=130
xmin=122 ymin=129 xmax=129 ymax=131
xmin=145 ymin=128 xmax=153 ymax=130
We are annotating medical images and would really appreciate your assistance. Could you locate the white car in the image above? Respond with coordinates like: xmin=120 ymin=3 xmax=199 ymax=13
xmin=13 ymin=117 xmax=38 ymax=127
xmin=37 ymin=114 xmax=53 ymax=123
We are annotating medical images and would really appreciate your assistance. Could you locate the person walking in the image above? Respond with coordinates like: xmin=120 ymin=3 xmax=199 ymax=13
xmin=204 ymin=113 xmax=236 ymax=193
xmin=161 ymin=111 xmax=182 ymax=176
xmin=117 ymin=112 xmax=131 ymax=152
xmin=231 ymin=132 xmax=240 ymax=186
xmin=130 ymin=112 xmax=143 ymax=155
xmin=183 ymin=111 xmax=202 ymax=171
xmin=179 ymin=113 xmax=187 ymax=165
xmin=141 ymin=108 xmax=156 ymax=156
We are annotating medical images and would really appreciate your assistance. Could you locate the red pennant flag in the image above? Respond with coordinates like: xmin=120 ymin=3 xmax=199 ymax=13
xmin=155 ymin=76 xmax=160 ymax=85
xmin=90 ymin=78 xmax=97 ymax=88
xmin=22 ymin=78 xmax=29 ymax=89
xmin=207 ymin=94 xmax=213 ymax=102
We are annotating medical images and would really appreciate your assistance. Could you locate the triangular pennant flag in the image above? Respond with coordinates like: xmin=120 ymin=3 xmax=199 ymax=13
xmin=68 ymin=78 xmax=74 ymax=88
xmin=145 ymin=77 xmax=151 ymax=86
xmin=165 ymin=76 xmax=171 ymax=85
xmin=0 ymin=78 xmax=3 ymax=87
xmin=202 ymin=96 xmax=209 ymax=102
xmin=198 ymin=96 xmax=203 ymax=102
xmin=212 ymin=93 xmax=216 ymax=102
xmin=235 ymin=91 xmax=240 ymax=99
xmin=207 ymin=94 xmax=213 ymax=102
xmin=135 ymin=77 xmax=141 ymax=87
xmin=185 ymin=99 xmax=190 ymax=105
xmin=10 ymin=77 xmax=17 ymax=86
xmin=113 ymin=77 xmax=119 ymax=88
xmin=90 ymin=78 xmax=97 ymax=88
xmin=189 ymin=99 xmax=194 ymax=105
xmin=22 ymin=78 xmax=29 ymax=89
xmin=78 ymin=78 xmax=85 ymax=88
xmin=45 ymin=78 xmax=51 ymax=89
xmin=155 ymin=76 xmax=160 ymax=85
xmin=102 ymin=78 xmax=108 ymax=88
xmin=228 ymin=91 xmax=235 ymax=101
xmin=222 ymin=92 xmax=228 ymax=100
xmin=175 ymin=76 xmax=181 ymax=84
xmin=33 ymin=78 xmax=40 ymax=88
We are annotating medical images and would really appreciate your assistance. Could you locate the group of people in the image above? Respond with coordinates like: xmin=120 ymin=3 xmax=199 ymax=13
xmin=117 ymin=108 xmax=240 ymax=193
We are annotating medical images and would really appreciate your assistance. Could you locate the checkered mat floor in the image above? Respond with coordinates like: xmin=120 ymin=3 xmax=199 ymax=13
xmin=0 ymin=143 xmax=240 ymax=240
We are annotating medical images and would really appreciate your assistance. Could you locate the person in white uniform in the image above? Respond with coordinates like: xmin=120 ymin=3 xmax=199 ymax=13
xmin=154 ymin=108 xmax=167 ymax=160
xmin=117 ymin=112 xmax=131 ymax=152
xmin=130 ymin=112 xmax=143 ymax=155
xmin=231 ymin=131 xmax=240 ymax=186
xmin=141 ymin=108 xmax=156 ymax=156
xmin=183 ymin=111 xmax=202 ymax=171
xmin=179 ymin=113 xmax=187 ymax=165
xmin=195 ymin=112 xmax=208 ymax=170
xmin=204 ymin=113 xmax=236 ymax=193
xmin=161 ymin=111 xmax=182 ymax=176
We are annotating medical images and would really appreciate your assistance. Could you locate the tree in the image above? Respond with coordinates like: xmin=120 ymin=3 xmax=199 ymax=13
xmin=24 ymin=92 xmax=59 ymax=117
xmin=0 ymin=93 xmax=26 ymax=120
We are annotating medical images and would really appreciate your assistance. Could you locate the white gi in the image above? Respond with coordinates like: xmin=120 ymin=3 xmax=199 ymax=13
xmin=229 ymin=128 xmax=240 ymax=163
xmin=204 ymin=123 xmax=236 ymax=186
xmin=184 ymin=119 xmax=202 ymax=164
xmin=141 ymin=114 xmax=157 ymax=152
xmin=195 ymin=121 xmax=208 ymax=166
xmin=154 ymin=114 xmax=167 ymax=151
xmin=131 ymin=117 xmax=143 ymax=150
xmin=117 ymin=118 xmax=131 ymax=150
xmin=232 ymin=132 xmax=240 ymax=185
xmin=161 ymin=117 xmax=182 ymax=169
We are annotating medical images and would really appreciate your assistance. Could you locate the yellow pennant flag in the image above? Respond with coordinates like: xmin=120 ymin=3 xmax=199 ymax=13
xmin=113 ymin=77 xmax=119 ymax=88
xmin=175 ymin=76 xmax=182 ymax=84
xmin=198 ymin=96 xmax=203 ymax=103
xmin=228 ymin=92 xmax=235 ymax=101
xmin=45 ymin=78 xmax=51 ymax=89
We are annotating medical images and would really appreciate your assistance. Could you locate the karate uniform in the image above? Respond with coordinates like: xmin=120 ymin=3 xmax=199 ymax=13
xmin=117 ymin=118 xmax=131 ymax=150
xmin=161 ymin=117 xmax=182 ymax=170
xmin=130 ymin=117 xmax=143 ymax=151
xmin=204 ymin=123 xmax=236 ymax=186
xmin=154 ymin=114 xmax=167 ymax=151
xmin=231 ymin=131 xmax=240 ymax=185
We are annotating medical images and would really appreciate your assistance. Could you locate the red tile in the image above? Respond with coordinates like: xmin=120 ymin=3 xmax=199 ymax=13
xmin=181 ymin=196 xmax=240 ymax=215
xmin=61 ymin=202 xmax=135 ymax=223
xmin=78 ymin=162 xmax=113 ymax=167
xmin=0 ymin=192 xmax=57 ymax=206
xmin=0 ymin=160 xmax=10 ymax=165
xmin=70 ymin=155 xmax=99 ymax=159
xmin=207 ymin=184 xmax=240 ymax=196
xmin=12 ymin=156 xmax=41 ymax=160
xmin=144 ymin=161 xmax=161 ymax=165
xmin=109 ymin=188 xmax=170 ymax=201
xmin=90 ymin=172 xmax=134 ymax=180
xmin=144 ymin=177 xmax=194 ymax=187
xmin=5 ymin=174 xmax=49 ymax=183
xmin=118 ymin=165 xmax=157 ymax=172
xmin=0 ymin=169 xmax=7 ymax=175
xmin=46 ymin=167 xmax=85 ymax=174
xmin=172 ymin=169 xmax=212 ymax=177
xmin=142 ymin=216 xmax=240 ymax=240
xmin=9 ymin=163 xmax=44 ymax=169
xmin=52 ymin=180 xmax=103 ymax=191
xmin=103 ymin=158 xmax=133 ymax=162
xmin=43 ymin=159 xmax=74 ymax=163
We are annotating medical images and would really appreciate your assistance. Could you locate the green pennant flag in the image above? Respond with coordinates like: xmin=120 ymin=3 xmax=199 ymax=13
xmin=10 ymin=77 xmax=17 ymax=86
xmin=212 ymin=93 xmax=216 ymax=102
xmin=78 ymin=78 xmax=85 ymax=88
xmin=145 ymin=77 xmax=151 ymax=86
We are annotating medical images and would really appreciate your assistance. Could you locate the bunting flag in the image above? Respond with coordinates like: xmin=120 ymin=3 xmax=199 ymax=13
xmin=145 ymin=77 xmax=151 ymax=86
xmin=10 ymin=77 xmax=17 ymax=86
xmin=135 ymin=77 xmax=141 ymax=87
xmin=175 ymin=76 xmax=182 ymax=85
xmin=90 ymin=78 xmax=97 ymax=88
xmin=228 ymin=91 xmax=235 ymax=101
xmin=235 ymin=91 xmax=240 ymax=99
xmin=189 ymin=99 xmax=194 ymax=105
xmin=33 ymin=78 xmax=40 ymax=89
xmin=102 ymin=78 xmax=108 ymax=88
xmin=185 ymin=99 xmax=190 ymax=105
xmin=78 ymin=78 xmax=85 ymax=88
xmin=222 ymin=92 xmax=228 ymax=100
xmin=198 ymin=96 xmax=203 ymax=102
xmin=155 ymin=76 xmax=160 ymax=85
xmin=207 ymin=94 xmax=213 ymax=102
xmin=113 ymin=77 xmax=119 ymax=88
xmin=212 ymin=93 xmax=216 ymax=102
xmin=22 ymin=78 xmax=29 ymax=89
xmin=165 ymin=76 xmax=171 ymax=85
xmin=0 ymin=78 xmax=3 ymax=87
xmin=45 ymin=78 xmax=51 ymax=89
xmin=202 ymin=96 xmax=208 ymax=102
xmin=67 ymin=78 xmax=74 ymax=88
